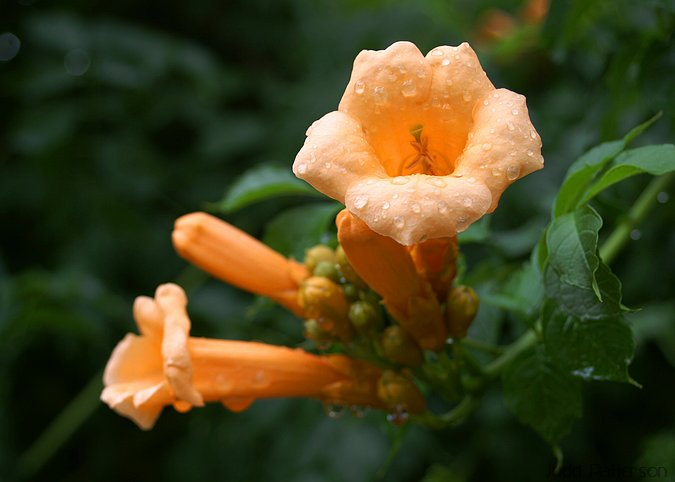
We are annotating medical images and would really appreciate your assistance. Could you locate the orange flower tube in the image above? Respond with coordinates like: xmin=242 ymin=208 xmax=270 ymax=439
xmin=336 ymin=210 xmax=446 ymax=351
xmin=172 ymin=212 xmax=309 ymax=315
xmin=101 ymin=284 xmax=419 ymax=430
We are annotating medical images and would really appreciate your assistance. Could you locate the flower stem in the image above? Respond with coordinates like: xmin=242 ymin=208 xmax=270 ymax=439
xmin=413 ymin=395 xmax=478 ymax=430
xmin=461 ymin=337 xmax=506 ymax=355
xmin=599 ymin=173 xmax=674 ymax=265
xmin=16 ymin=371 xmax=103 ymax=478
xmin=482 ymin=330 xmax=538 ymax=379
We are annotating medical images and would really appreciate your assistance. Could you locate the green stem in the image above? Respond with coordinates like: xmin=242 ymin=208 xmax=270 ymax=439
xmin=483 ymin=330 xmax=538 ymax=379
xmin=599 ymin=173 xmax=674 ymax=265
xmin=461 ymin=337 xmax=506 ymax=356
xmin=17 ymin=371 xmax=103 ymax=478
xmin=413 ymin=395 xmax=478 ymax=430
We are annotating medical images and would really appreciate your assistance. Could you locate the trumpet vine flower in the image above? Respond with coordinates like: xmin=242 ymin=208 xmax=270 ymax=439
xmin=101 ymin=283 xmax=424 ymax=429
xmin=293 ymin=41 xmax=543 ymax=245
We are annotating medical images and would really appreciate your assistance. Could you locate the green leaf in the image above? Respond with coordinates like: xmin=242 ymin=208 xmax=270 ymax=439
xmin=214 ymin=164 xmax=324 ymax=213
xmin=580 ymin=144 xmax=675 ymax=204
xmin=553 ymin=140 xmax=624 ymax=218
xmin=501 ymin=261 xmax=545 ymax=322
xmin=503 ymin=346 xmax=582 ymax=445
xmin=263 ymin=202 xmax=342 ymax=259
xmin=543 ymin=301 xmax=636 ymax=383
xmin=546 ymin=205 xmax=603 ymax=300
xmin=552 ymin=113 xmax=661 ymax=217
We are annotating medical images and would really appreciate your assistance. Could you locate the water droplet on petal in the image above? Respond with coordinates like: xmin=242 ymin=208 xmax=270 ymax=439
xmin=530 ymin=129 xmax=537 ymax=139
xmin=431 ymin=48 xmax=443 ymax=56
xmin=483 ymin=99 xmax=489 ymax=106
xmin=441 ymin=58 xmax=450 ymax=66
xmin=296 ymin=163 xmax=307 ymax=174
xmin=252 ymin=370 xmax=269 ymax=388
xmin=373 ymin=86 xmax=387 ymax=104
xmin=511 ymin=109 xmax=519 ymax=116
xmin=400 ymin=79 xmax=417 ymax=97
xmin=354 ymin=195 xmax=369 ymax=209
xmin=411 ymin=203 xmax=421 ymax=213
xmin=462 ymin=197 xmax=473 ymax=207
xmin=491 ymin=167 xmax=501 ymax=177
xmin=482 ymin=143 xmax=492 ymax=151
xmin=527 ymin=150 xmax=534 ymax=157
xmin=324 ymin=161 xmax=332 ymax=169
xmin=463 ymin=92 xmax=472 ymax=102
xmin=437 ymin=201 xmax=449 ymax=214
xmin=507 ymin=165 xmax=520 ymax=180
xmin=354 ymin=80 xmax=365 ymax=94
xmin=393 ymin=216 xmax=405 ymax=229
xmin=382 ymin=201 xmax=390 ymax=210
xmin=429 ymin=177 xmax=446 ymax=187
xmin=391 ymin=176 xmax=408 ymax=185
xmin=456 ymin=216 xmax=468 ymax=231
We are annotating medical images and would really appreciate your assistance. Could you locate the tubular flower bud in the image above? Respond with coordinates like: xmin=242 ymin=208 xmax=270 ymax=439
xmin=293 ymin=41 xmax=543 ymax=245
xmin=445 ymin=285 xmax=480 ymax=339
xmin=376 ymin=370 xmax=425 ymax=414
xmin=337 ymin=210 xmax=446 ymax=351
xmin=380 ymin=326 xmax=423 ymax=367
xmin=101 ymin=283 xmax=385 ymax=430
xmin=172 ymin=212 xmax=309 ymax=316
xmin=408 ymin=237 xmax=459 ymax=301
xmin=298 ymin=276 xmax=355 ymax=342
xmin=304 ymin=245 xmax=336 ymax=273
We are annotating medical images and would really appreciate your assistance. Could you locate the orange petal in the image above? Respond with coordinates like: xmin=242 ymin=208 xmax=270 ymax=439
xmin=172 ymin=212 xmax=309 ymax=315
xmin=453 ymin=88 xmax=544 ymax=212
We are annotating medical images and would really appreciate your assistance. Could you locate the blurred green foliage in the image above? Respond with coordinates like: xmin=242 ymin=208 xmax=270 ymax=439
xmin=1 ymin=0 xmax=674 ymax=481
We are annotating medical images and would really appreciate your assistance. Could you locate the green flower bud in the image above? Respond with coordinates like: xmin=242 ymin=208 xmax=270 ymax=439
xmin=304 ymin=245 xmax=336 ymax=273
xmin=299 ymin=276 xmax=354 ymax=342
xmin=303 ymin=319 xmax=332 ymax=343
xmin=335 ymin=245 xmax=366 ymax=288
xmin=342 ymin=283 xmax=360 ymax=301
xmin=376 ymin=370 xmax=425 ymax=413
xmin=313 ymin=260 xmax=340 ymax=281
xmin=379 ymin=325 xmax=423 ymax=367
xmin=445 ymin=285 xmax=479 ymax=339
xmin=348 ymin=300 xmax=383 ymax=333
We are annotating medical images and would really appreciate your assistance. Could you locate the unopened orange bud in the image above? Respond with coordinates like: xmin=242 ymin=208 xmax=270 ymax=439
xmin=376 ymin=370 xmax=425 ymax=414
xmin=409 ymin=237 xmax=458 ymax=301
xmin=299 ymin=277 xmax=354 ymax=342
xmin=380 ymin=326 xmax=423 ymax=367
xmin=445 ymin=285 xmax=479 ymax=339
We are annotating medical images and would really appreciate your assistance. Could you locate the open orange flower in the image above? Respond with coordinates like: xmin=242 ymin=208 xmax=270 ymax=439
xmin=101 ymin=283 xmax=423 ymax=429
xmin=293 ymin=41 xmax=543 ymax=245
xmin=172 ymin=212 xmax=309 ymax=315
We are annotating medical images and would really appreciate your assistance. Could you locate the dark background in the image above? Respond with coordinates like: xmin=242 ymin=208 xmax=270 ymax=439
xmin=1 ymin=0 xmax=674 ymax=480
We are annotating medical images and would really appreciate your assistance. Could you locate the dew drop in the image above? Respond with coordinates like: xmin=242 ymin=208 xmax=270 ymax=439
xmin=296 ymin=163 xmax=308 ymax=174
xmin=467 ymin=176 xmax=476 ymax=184
xmin=657 ymin=192 xmax=669 ymax=203
xmin=506 ymin=165 xmax=520 ymax=180
xmin=353 ymin=195 xmax=369 ymax=209
xmin=527 ymin=149 xmax=534 ymax=157
xmin=411 ymin=203 xmax=421 ymax=213
xmin=252 ymin=370 xmax=269 ymax=388
xmin=462 ymin=197 xmax=473 ymax=207
xmin=393 ymin=216 xmax=405 ymax=229
xmin=429 ymin=177 xmax=446 ymax=187
xmin=456 ymin=216 xmax=468 ymax=231
xmin=324 ymin=403 xmax=346 ymax=418
xmin=354 ymin=80 xmax=365 ymax=94
xmin=441 ymin=58 xmax=450 ymax=66
xmin=530 ymin=129 xmax=537 ymax=139
xmin=462 ymin=92 xmax=472 ymax=102
xmin=431 ymin=48 xmax=443 ymax=56
xmin=437 ymin=201 xmax=449 ymax=214
xmin=382 ymin=201 xmax=390 ymax=210
xmin=482 ymin=143 xmax=492 ymax=151
xmin=483 ymin=99 xmax=489 ymax=106
xmin=400 ymin=79 xmax=416 ymax=97
xmin=386 ymin=405 xmax=409 ymax=425
xmin=630 ymin=229 xmax=642 ymax=240
xmin=442 ymin=103 xmax=451 ymax=110
xmin=491 ymin=167 xmax=501 ymax=177
xmin=511 ymin=108 xmax=520 ymax=116
xmin=373 ymin=86 xmax=387 ymax=104
xmin=324 ymin=161 xmax=332 ymax=169
xmin=507 ymin=122 xmax=515 ymax=131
